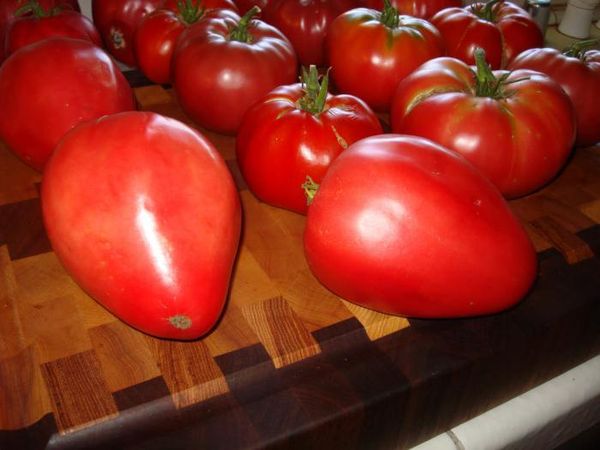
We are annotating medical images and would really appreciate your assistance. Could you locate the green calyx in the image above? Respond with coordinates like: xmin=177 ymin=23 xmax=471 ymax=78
xmin=472 ymin=0 xmax=501 ymax=22
xmin=297 ymin=65 xmax=330 ymax=116
xmin=379 ymin=0 xmax=400 ymax=29
xmin=15 ymin=0 xmax=60 ymax=18
xmin=563 ymin=38 xmax=599 ymax=62
xmin=472 ymin=47 xmax=525 ymax=99
xmin=229 ymin=5 xmax=260 ymax=43
xmin=176 ymin=0 xmax=205 ymax=25
xmin=301 ymin=176 xmax=320 ymax=206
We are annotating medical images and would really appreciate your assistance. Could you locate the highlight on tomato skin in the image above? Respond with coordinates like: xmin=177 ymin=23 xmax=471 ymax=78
xmin=303 ymin=134 xmax=538 ymax=319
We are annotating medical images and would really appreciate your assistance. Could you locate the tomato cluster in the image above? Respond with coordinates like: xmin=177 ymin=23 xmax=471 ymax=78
xmin=0 ymin=0 xmax=597 ymax=339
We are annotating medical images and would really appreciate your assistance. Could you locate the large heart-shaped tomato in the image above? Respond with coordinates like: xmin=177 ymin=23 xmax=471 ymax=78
xmin=42 ymin=111 xmax=241 ymax=340
xmin=304 ymin=134 xmax=537 ymax=318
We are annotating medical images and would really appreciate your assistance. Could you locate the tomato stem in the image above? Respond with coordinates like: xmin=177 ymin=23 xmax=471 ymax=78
xmin=302 ymin=176 xmax=320 ymax=206
xmin=297 ymin=66 xmax=330 ymax=115
xmin=379 ymin=0 xmax=399 ymax=29
xmin=176 ymin=0 xmax=205 ymax=25
xmin=563 ymin=38 xmax=599 ymax=62
xmin=229 ymin=5 xmax=260 ymax=43
xmin=471 ymin=0 xmax=500 ymax=22
xmin=14 ymin=0 xmax=60 ymax=18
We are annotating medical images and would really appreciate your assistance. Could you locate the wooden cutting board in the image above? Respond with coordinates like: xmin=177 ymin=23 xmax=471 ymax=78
xmin=1 ymin=83 xmax=599 ymax=450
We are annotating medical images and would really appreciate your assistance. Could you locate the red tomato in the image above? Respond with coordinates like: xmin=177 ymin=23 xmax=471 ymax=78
xmin=362 ymin=0 xmax=461 ymax=19
xmin=233 ymin=0 xmax=273 ymax=15
xmin=304 ymin=134 xmax=537 ymax=318
xmin=5 ymin=8 xmax=102 ymax=57
xmin=327 ymin=0 xmax=444 ymax=112
xmin=236 ymin=66 xmax=383 ymax=214
xmin=267 ymin=0 xmax=358 ymax=67
xmin=42 ymin=111 xmax=241 ymax=340
xmin=134 ymin=0 xmax=238 ymax=85
xmin=172 ymin=7 xmax=297 ymax=134
xmin=430 ymin=0 xmax=543 ymax=69
xmin=92 ymin=0 xmax=163 ymax=67
xmin=0 ymin=38 xmax=135 ymax=171
xmin=390 ymin=50 xmax=576 ymax=198
xmin=0 ymin=0 xmax=79 ymax=63
xmin=509 ymin=43 xmax=600 ymax=148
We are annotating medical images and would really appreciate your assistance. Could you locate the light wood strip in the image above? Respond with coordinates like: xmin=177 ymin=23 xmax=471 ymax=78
xmin=342 ymin=300 xmax=411 ymax=341
xmin=0 ymin=245 xmax=26 ymax=358
xmin=530 ymin=216 xmax=595 ymax=264
xmin=579 ymin=199 xmax=600 ymax=223
xmin=203 ymin=304 xmax=260 ymax=358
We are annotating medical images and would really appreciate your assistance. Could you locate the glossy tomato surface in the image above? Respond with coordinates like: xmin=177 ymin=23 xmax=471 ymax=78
xmin=236 ymin=70 xmax=383 ymax=214
xmin=5 ymin=9 xmax=102 ymax=57
xmin=390 ymin=55 xmax=576 ymax=198
xmin=92 ymin=0 xmax=162 ymax=67
xmin=362 ymin=0 xmax=461 ymax=19
xmin=509 ymin=46 xmax=600 ymax=148
xmin=430 ymin=0 xmax=543 ymax=68
xmin=327 ymin=3 xmax=444 ymax=112
xmin=0 ymin=37 xmax=135 ymax=171
xmin=304 ymin=134 xmax=537 ymax=318
xmin=42 ymin=111 xmax=242 ymax=340
xmin=172 ymin=8 xmax=297 ymax=134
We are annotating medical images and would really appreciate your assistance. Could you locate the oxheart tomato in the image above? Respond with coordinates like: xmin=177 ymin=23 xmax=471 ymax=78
xmin=430 ymin=0 xmax=543 ymax=69
xmin=42 ymin=111 xmax=242 ymax=340
xmin=134 ymin=0 xmax=238 ymax=84
xmin=327 ymin=0 xmax=444 ymax=112
xmin=390 ymin=51 xmax=576 ymax=198
xmin=5 ymin=6 xmax=102 ymax=57
xmin=172 ymin=7 xmax=297 ymax=134
xmin=304 ymin=134 xmax=537 ymax=318
xmin=236 ymin=66 xmax=383 ymax=214
xmin=362 ymin=0 xmax=461 ymax=19
xmin=267 ymin=0 xmax=358 ymax=67
xmin=509 ymin=43 xmax=600 ymax=148
xmin=0 ymin=37 xmax=135 ymax=171
xmin=92 ymin=0 xmax=163 ymax=67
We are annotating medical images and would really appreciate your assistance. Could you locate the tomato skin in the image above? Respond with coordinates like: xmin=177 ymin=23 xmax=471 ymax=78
xmin=92 ymin=0 xmax=163 ymax=67
xmin=5 ymin=10 xmax=102 ymax=57
xmin=134 ymin=0 xmax=238 ymax=85
xmin=304 ymin=134 xmax=537 ymax=318
xmin=267 ymin=0 xmax=358 ymax=67
xmin=362 ymin=0 xmax=461 ymax=19
xmin=509 ymin=47 xmax=600 ymax=148
xmin=42 ymin=111 xmax=242 ymax=340
xmin=430 ymin=1 xmax=543 ymax=69
xmin=390 ymin=56 xmax=576 ymax=198
xmin=0 ymin=38 xmax=135 ymax=171
xmin=327 ymin=7 xmax=444 ymax=112
xmin=236 ymin=82 xmax=383 ymax=214
xmin=172 ymin=9 xmax=297 ymax=134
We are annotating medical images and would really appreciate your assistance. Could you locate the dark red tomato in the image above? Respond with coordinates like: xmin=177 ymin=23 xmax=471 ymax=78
xmin=172 ymin=7 xmax=297 ymax=134
xmin=0 ymin=38 xmax=135 ymax=171
xmin=509 ymin=43 xmax=600 ymax=148
xmin=430 ymin=0 xmax=543 ymax=69
xmin=0 ymin=0 xmax=79 ymax=63
xmin=390 ymin=51 xmax=576 ymax=198
xmin=42 ymin=111 xmax=241 ymax=340
xmin=304 ymin=134 xmax=537 ymax=318
xmin=327 ymin=0 xmax=444 ymax=112
xmin=5 ymin=8 xmax=102 ymax=57
xmin=92 ymin=0 xmax=163 ymax=67
xmin=234 ymin=0 xmax=272 ymax=15
xmin=236 ymin=66 xmax=383 ymax=214
xmin=135 ymin=0 xmax=238 ymax=84
xmin=267 ymin=0 xmax=358 ymax=67
xmin=362 ymin=0 xmax=461 ymax=19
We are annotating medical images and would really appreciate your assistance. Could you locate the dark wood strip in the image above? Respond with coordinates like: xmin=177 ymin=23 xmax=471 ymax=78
xmin=0 ymin=413 xmax=56 ymax=450
xmin=0 ymin=199 xmax=51 ymax=260
xmin=112 ymin=377 xmax=172 ymax=412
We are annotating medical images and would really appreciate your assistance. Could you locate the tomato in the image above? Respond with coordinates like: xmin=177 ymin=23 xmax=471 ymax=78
xmin=267 ymin=0 xmax=358 ymax=67
xmin=430 ymin=0 xmax=543 ymax=69
xmin=0 ymin=38 xmax=135 ymax=171
xmin=135 ymin=0 xmax=238 ymax=85
xmin=304 ymin=134 xmax=537 ymax=318
xmin=233 ymin=0 xmax=273 ymax=15
xmin=5 ymin=6 xmax=102 ymax=57
xmin=172 ymin=6 xmax=297 ymax=134
xmin=236 ymin=66 xmax=383 ymax=214
xmin=42 ymin=111 xmax=241 ymax=340
xmin=508 ymin=42 xmax=600 ymax=148
xmin=92 ymin=0 xmax=163 ymax=67
xmin=390 ymin=50 xmax=576 ymax=198
xmin=0 ymin=0 xmax=79 ymax=63
xmin=361 ymin=0 xmax=461 ymax=19
xmin=327 ymin=0 xmax=444 ymax=112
